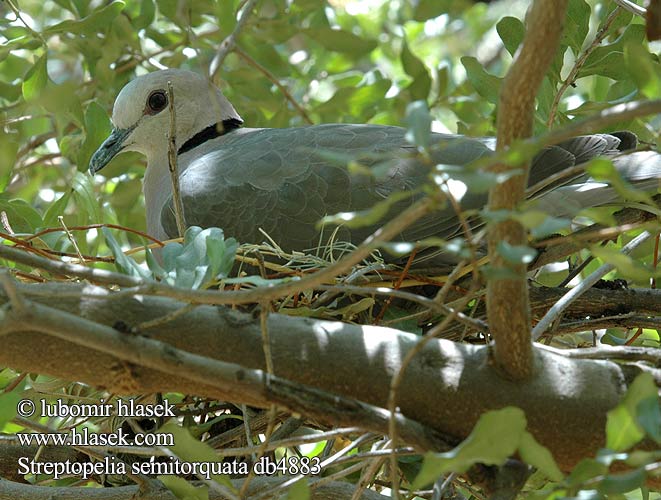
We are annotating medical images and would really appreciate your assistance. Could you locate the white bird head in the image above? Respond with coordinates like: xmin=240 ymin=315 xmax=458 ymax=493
xmin=89 ymin=69 xmax=242 ymax=174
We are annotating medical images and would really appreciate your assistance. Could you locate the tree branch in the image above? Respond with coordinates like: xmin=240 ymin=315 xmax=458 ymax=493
xmin=488 ymin=0 xmax=568 ymax=379
xmin=166 ymin=80 xmax=186 ymax=237
xmin=532 ymin=231 xmax=653 ymax=339
xmin=209 ymin=0 xmax=260 ymax=80
xmin=0 ymin=282 xmax=655 ymax=472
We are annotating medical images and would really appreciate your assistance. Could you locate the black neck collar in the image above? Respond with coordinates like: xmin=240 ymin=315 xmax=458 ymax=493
xmin=178 ymin=118 xmax=243 ymax=155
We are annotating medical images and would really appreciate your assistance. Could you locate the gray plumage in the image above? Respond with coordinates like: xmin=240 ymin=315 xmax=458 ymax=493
xmin=89 ymin=69 xmax=661 ymax=266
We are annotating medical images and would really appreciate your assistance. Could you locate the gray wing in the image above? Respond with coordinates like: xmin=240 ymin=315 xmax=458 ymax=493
xmin=162 ymin=124 xmax=492 ymax=254
xmin=161 ymin=125 xmax=660 ymax=265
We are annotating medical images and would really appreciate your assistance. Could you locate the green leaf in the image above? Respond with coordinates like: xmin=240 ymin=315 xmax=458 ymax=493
xmin=0 ymin=198 xmax=42 ymax=233
xmin=636 ymin=397 xmax=661 ymax=444
xmin=285 ymin=478 xmax=310 ymax=500
xmin=598 ymin=468 xmax=647 ymax=494
xmin=71 ymin=171 xmax=102 ymax=224
xmin=302 ymin=28 xmax=376 ymax=56
xmin=581 ymin=24 xmax=645 ymax=77
xmin=461 ymin=56 xmax=502 ymax=104
xmin=133 ymin=0 xmax=155 ymax=29
xmin=496 ymin=16 xmax=525 ymax=56
xmin=606 ymin=373 xmax=657 ymax=451
xmin=217 ymin=0 xmax=240 ymax=37
xmin=283 ymin=297 xmax=374 ymax=321
xmin=320 ymin=190 xmax=415 ymax=229
xmin=44 ymin=1 xmax=125 ymax=35
xmin=0 ymin=138 xmax=18 ymax=192
xmin=567 ymin=458 xmax=608 ymax=486
xmin=8 ymin=199 xmax=43 ymax=231
xmin=413 ymin=0 xmax=462 ymax=21
xmin=223 ymin=275 xmax=292 ymax=287
xmin=78 ymin=101 xmax=112 ymax=173
xmin=578 ymin=51 xmax=627 ymax=80
xmin=518 ymin=431 xmax=564 ymax=482
xmin=103 ymin=227 xmax=153 ymax=280
xmin=562 ymin=0 xmax=591 ymax=52
xmin=157 ymin=226 xmax=238 ymax=289
xmin=159 ymin=421 xmax=235 ymax=490
xmin=519 ymin=213 xmax=570 ymax=239
xmin=496 ymin=241 xmax=537 ymax=265
xmin=401 ymin=39 xmax=431 ymax=101
xmin=0 ymin=379 xmax=25 ymax=428
xmin=22 ymin=55 xmax=49 ymax=101
xmin=624 ymin=43 xmax=661 ymax=98
xmin=404 ymin=101 xmax=432 ymax=150
xmin=413 ymin=408 xmax=526 ymax=488
xmin=586 ymin=158 xmax=655 ymax=206
xmin=314 ymin=78 xmax=390 ymax=121
xmin=435 ymin=164 xmax=514 ymax=193
xmin=590 ymin=245 xmax=654 ymax=283
xmin=159 ymin=475 xmax=209 ymax=500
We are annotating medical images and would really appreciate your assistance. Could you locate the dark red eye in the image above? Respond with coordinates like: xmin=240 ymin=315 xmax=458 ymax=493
xmin=147 ymin=90 xmax=167 ymax=113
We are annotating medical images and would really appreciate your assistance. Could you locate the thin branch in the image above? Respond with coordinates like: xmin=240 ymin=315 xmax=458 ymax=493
xmin=541 ymin=344 xmax=661 ymax=364
xmin=547 ymin=7 xmax=622 ymax=126
xmin=252 ymin=434 xmax=376 ymax=500
xmin=552 ymin=314 xmax=661 ymax=334
xmin=234 ymin=46 xmax=314 ymax=124
xmin=532 ymin=230 xmax=652 ymax=340
xmin=209 ymin=0 xmax=260 ymax=79
xmin=166 ymin=80 xmax=186 ymax=237
xmin=540 ymin=100 xmax=661 ymax=147
xmin=25 ymin=222 xmax=165 ymax=246
xmin=613 ymin=0 xmax=646 ymax=17
xmin=58 ymin=216 xmax=85 ymax=263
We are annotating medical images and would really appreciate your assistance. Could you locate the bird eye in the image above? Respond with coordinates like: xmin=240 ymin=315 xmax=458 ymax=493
xmin=147 ymin=90 xmax=168 ymax=113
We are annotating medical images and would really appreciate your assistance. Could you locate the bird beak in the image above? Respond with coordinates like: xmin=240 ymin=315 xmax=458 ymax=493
xmin=88 ymin=126 xmax=134 ymax=175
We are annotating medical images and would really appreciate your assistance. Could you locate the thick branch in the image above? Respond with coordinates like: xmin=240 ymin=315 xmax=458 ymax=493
xmin=487 ymin=0 xmax=569 ymax=379
xmin=440 ymin=286 xmax=661 ymax=340
xmin=0 ymin=282 xmax=652 ymax=472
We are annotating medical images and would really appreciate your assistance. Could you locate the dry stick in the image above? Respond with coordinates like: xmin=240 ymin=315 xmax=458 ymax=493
xmin=252 ymin=433 xmax=377 ymax=500
xmin=238 ymin=406 xmax=278 ymax=498
xmin=547 ymin=7 xmax=622 ymax=127
xmin=166 ymin=81 xmax=186 ymax=238
xmin=209 ymin=0 xmax=260 ymax=79
xmin=58 ymin=216 xmax=85 ymax=263
xmin=350 ymin=441 xmax=390 ymax=500
xmin=25 ymin=223 xmax=164 ymax=246
xmin=488 ymin=0 xmax=568 ymax=380
xmin=532 ymin=231 xmax=652 ymax=340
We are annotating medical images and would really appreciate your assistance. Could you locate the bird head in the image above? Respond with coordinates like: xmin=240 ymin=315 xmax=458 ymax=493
xmin=88 ymin=69 xmax=242 ymax=175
